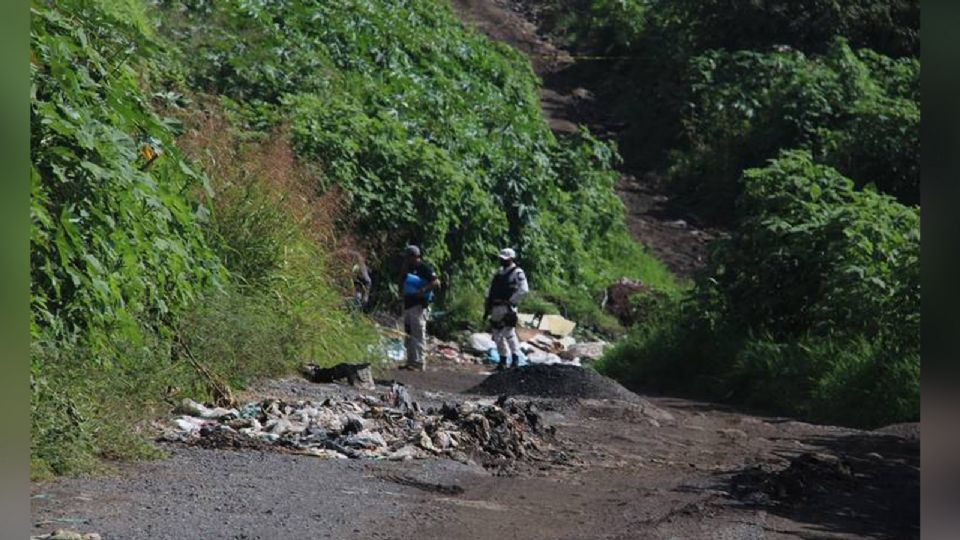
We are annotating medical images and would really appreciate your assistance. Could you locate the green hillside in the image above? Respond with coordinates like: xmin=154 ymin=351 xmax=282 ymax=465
xmin=30 ymin=0 xmax=670 ymax=476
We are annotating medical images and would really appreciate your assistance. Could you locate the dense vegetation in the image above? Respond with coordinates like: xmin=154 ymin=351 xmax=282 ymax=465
xmin=30 ymin=0 xmax=670 ymax=476
xmin=30 ymin=0 xmax=919 ymax=480
xmin=158 ymin=0 xmax=673 ymax=307
xmin=536 ymin=0 xmax=921 ymax=426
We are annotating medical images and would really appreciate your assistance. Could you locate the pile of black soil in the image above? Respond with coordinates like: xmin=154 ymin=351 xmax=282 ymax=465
xmin=731 ymin=452 xmax=858 ymax=505
xmin=468 ymin=364 xmax=640 ymax=402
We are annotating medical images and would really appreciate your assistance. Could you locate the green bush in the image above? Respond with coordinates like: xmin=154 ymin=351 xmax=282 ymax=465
xmin=671 ymin=40 xmax=919 ymax=219
xmin=30 ymin=0 xmax=377 ymax=477
xmin=704 ymin=150 xmax=919 ymax=345
xmin=535 ymin=1 xmax=920 ymax=213
xmin=31 ymin=0 xmax=223 ymax=347
xmin=429 ymin=287 xmax=485 ymax=341
xmin=157 ymin=0 xmax=674 ymax=302
xmin=539 ymin=0 xmax=919 ymax=58
xmin=665 ymin=0 xmax=919 ymax=58
xmin=599 ymin=152 xmax=919 ymax=427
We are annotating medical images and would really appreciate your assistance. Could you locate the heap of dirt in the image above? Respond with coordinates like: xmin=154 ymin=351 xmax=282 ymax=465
xmin=731 ymin=452 xmax=857 ymax=505
xmin=467 ymin=364 xmax=641 ymax=402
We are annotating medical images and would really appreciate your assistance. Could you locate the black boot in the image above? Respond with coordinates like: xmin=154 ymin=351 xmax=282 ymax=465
xmin=510 ymin=354 xmax=520 ymax=369
xmin=495 ymin=357 xmax=507 ymax=371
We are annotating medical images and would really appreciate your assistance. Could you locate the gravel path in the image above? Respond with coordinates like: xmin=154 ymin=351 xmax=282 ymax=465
xmin=32 ymin=365 xmax=919 ymax=539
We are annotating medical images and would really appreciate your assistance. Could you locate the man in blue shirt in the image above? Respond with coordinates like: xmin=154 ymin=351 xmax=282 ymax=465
xmin=399 ymin=245 xmax=439 ymax=371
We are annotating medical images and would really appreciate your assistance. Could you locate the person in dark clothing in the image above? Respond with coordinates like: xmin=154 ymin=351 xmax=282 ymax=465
xmin=398 ymin=245 xmax=439 ymax=370
xmin=352 ymin=254 xmax=372 ymax=310
xmin=483 ymin=248 xmax=529 ymax=370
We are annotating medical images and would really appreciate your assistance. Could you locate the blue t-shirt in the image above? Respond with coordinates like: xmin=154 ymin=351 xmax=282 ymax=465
xmin=403 ymin=261 xmax=437 ymax=308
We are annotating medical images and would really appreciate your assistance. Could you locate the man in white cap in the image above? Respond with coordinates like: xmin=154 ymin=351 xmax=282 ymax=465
xmin=483 ymin=248 xmax=529 ymax=370
xmin=399 ymin=245 xmax=439 ymax=371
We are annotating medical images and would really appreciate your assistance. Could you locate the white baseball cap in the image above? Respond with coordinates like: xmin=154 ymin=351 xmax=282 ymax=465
xmin=498 ymin=248 xmax=516 ymax=260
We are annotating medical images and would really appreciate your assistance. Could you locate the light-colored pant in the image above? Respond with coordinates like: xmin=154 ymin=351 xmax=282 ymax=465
xmin=404 ymin=304 xmax=429 ymax=367
xmin=490 ymin=304 xmax=521 ymax=359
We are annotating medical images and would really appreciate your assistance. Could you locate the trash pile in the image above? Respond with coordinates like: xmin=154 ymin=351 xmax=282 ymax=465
xmin=368 ymin=310 xmax=608 ymax=368
xmin=162 ymin=385 xmax=556 ymax=466
xmin=452 ymin=313 xmax=609 ymax=367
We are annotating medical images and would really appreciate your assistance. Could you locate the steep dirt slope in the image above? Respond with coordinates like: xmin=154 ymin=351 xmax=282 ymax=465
xmin=451 ymin=0 xmax=715 ymax=277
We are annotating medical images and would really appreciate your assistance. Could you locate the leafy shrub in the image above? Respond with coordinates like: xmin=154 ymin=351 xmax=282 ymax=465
xmin=428 ymin=287 xmax=485 ymax=341
xmin=157 ymin=0 xmax=674 ymax=303
xmin=30 ymin=0 xmax=376 ymax=477
xmin=600 ymin=152 xmax=919 ymax=427
xmin=704 ymin=150 xmax=919 ymax=346
xmin=539 ymin=0 xmax=919 ymax=58
xmin=672 ymin=40 xmax=919 ymax=219
xmin=30 ymin=0 xmax=225 ymax=476
xmin=31 ymin=0 xmax=223 ymax=346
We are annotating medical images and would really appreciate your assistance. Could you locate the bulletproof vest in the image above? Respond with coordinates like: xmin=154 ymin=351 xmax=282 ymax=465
xmin=489 ymin=266 xmax=520 ymax=302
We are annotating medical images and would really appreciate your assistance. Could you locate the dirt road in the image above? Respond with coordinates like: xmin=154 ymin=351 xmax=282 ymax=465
xmin=30 ymin=3 xmax=917 ymax=538
xmin=32 ymin=362 xmax=918 ymax=539
xmin=451 ymin=0 xmax=715 ymax=277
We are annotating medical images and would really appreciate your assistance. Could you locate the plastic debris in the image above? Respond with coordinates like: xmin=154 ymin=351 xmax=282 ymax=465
xmin=165 ymin=386 xmax=555 ymax=466
xmin=467 ymin=333 xmax=497 ymax=353
xmin=537 ymin=314 xmax=576 ymax=337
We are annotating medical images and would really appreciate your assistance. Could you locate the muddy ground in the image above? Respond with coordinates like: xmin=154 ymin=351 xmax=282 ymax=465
xmin=32 ymin=363 xmax=918 ymax=539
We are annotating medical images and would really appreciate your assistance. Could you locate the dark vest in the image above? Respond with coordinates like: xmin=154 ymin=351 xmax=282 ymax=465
xmin=489 ymin=266 xmax=520 ymax=303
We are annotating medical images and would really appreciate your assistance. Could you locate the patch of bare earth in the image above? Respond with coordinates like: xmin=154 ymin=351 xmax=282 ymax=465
xmin=32 ymin=364 xmax=917 ymax=539
xmin=452 ymin=0 xmax=715 ymax=277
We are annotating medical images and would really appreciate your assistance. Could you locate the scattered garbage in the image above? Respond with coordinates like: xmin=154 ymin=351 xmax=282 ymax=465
xmin=515 ymin=327 xmax=544 ymax=342
xmin=299 ymin=362 xmax=375 ymax=390
xmin=163 ymin=384 xmax=556 ymax=467
xmin=467 ymin=333 xmax=497 ymax=353
xmin=537 ymin=314 xmax=576 ymax=337
xmin=385 ymin=339 xmax=406 ymax=362
xmin=517 ymin=313 xmax=539 ymax=327
xmin=520 ymin=345 xmax=569 ymax=366
xmin=485 ymin=348 xmax=529 ymax=366
xmin=468 ymin=364 xmax=640 ymax=402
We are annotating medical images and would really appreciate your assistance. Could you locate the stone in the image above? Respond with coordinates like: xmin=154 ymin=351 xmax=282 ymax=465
xmin=571 ymin=87 xmax=594 ymax=101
